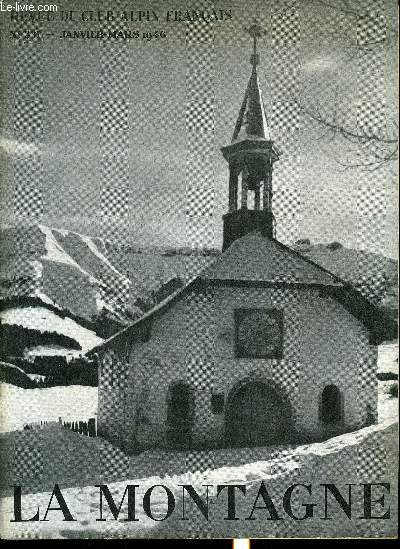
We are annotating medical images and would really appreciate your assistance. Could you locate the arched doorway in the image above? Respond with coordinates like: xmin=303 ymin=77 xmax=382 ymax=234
xmin=226 ymin=380 xmax=292 ymax=447
xmin=166 ymin=382 xmax=194 ymax=448
xmin=320 ymin=385 xmax=343 ymax=425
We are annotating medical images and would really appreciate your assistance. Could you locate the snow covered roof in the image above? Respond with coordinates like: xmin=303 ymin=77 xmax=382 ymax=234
xmin=87 ymin=285 xmax=190 ymax=356
xmin=87 ymin=232 xmax=395 ymax=355
xmin=201 ymin=232 xmax=343 ymax=287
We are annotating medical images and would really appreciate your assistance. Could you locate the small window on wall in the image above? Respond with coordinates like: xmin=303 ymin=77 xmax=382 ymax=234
xmin=211 ymin=394 xmax=225 ymax=414
xmin=320 ymin=385 xmax=343 ymax=424
xmin=234 ymin=308 xmax=283 ymax=359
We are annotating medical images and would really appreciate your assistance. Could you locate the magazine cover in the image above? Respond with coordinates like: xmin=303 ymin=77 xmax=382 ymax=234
xmin=0 ymin=0 xmax=398 ymax=540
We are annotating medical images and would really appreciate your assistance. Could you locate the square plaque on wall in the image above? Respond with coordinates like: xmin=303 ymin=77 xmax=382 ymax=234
xmin=235 ymin=308 xmax=284 ymax=359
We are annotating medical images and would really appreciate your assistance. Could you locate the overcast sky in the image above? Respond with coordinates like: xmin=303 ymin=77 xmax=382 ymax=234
xmin=0 ymin=0 xmax=397 ymax=257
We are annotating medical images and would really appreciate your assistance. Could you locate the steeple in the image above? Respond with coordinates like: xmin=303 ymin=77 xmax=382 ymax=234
xmin=221 ymin=22 xmax=280 ymax=251
xmin=232 ymin=22 xmax=271 ymax=142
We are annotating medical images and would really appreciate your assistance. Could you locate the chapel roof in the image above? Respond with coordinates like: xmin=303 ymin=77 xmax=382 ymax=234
xmin=200 ymin=232 xmax=342 ymax=286
xmin=87 ymin=232 xmax=395 ymax=356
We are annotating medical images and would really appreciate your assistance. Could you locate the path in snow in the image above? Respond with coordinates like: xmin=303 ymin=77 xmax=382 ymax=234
xmin=0 ymin=421 xmax=397 ymax=539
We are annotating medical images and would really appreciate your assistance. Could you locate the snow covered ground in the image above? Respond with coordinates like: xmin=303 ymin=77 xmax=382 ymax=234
xmin=0 ymin=384 xmax=97 ymax=433
xmin=378 ymin=381 xmax=398 ymax=424
xmin=0 ymin=421 xmax=397 ymax=539
xmin=378 ymin=342 xmax=398 ymax=374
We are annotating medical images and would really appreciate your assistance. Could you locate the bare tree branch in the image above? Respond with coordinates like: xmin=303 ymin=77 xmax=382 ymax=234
xmin=297 ymin=101 xmax=397 ymax=145
xmin=276 ymin=0 xmax=398 ymax=170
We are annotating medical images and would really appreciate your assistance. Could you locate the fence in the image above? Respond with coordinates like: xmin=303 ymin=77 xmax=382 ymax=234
xmin=23 ymin=420 xmax=50 ymax=430
xmin=62 ymin=417 xmax=97 ymax=437
xmin=22 ymin=417 xmax=97 ymax=436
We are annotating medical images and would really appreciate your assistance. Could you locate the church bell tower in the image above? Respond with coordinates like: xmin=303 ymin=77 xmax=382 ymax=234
xmin=221 ymin=22 xmax=280 ymax=251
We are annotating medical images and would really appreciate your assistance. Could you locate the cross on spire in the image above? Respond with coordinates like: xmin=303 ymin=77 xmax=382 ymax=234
xmin=245 ymin=20 xmax=266 ymax=67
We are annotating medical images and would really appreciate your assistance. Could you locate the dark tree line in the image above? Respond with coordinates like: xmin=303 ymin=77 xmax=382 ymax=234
xmin=0 ymin=323 xmax=81 ymax=359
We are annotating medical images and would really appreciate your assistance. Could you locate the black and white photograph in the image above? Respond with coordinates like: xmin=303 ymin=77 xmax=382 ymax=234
xmin=0 ymin=0 xmax=398 ymax=539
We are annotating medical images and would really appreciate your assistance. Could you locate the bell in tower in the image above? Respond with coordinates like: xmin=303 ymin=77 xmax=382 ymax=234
xmin=221 ymin=22 xmax=281 ymax=251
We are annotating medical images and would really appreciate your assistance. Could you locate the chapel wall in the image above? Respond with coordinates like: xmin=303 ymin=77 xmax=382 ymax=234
xmin=210 ymin=286 xmax=376 ymax=439
xmin=99 ymin=284 xmax=378 ymax=450
xmin=97 ymin=348 xmax=128 ymax=447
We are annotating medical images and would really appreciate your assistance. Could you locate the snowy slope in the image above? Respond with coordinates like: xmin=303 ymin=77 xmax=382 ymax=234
xmin=1 ymin=226 xmax=396 ymax=351
xmin=106 ymin=238 xmax=397 ymax=312
xmin=0 ymin=362 xmax=36 ymax=389
xmin=0 ymin=224 xmax=140 ymax=323
xmin=292 ymin=239 xmax=397 ymax=307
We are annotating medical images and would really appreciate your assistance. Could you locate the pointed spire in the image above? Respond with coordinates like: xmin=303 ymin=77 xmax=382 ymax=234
xmin=231 ymin=21 xmax=271 ymax=143
xmin=221 ymin=21 xmax=280 ymax=251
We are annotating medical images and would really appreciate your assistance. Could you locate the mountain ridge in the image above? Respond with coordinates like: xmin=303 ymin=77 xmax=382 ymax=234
xmin=0 ymin=225 xmax=397 ymax=346
xmin=0 ymin=224 xmax=141 ymax=326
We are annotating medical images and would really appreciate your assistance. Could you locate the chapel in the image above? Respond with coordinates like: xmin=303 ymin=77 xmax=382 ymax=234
xmin=89 ymin=25 xmax=389 ymax=452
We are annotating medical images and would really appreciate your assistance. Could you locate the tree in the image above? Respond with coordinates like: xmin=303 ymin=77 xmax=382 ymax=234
xmin=283 ymin=0 xmax=398 ymax=170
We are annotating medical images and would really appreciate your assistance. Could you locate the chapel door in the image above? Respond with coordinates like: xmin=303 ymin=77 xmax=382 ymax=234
xmin=227 ymin=382 xmax=290 ymax=447
xmin=167 ymin=382 xmax=193 ymax=448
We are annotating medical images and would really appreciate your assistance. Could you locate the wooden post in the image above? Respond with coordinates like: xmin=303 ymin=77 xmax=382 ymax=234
xmin=228 ymin=167 xmax=238 ymax=212
xmin=263 ymin=166 xmax=272 ymax=211
xmin=254 ymin=185 xmax=260 ymax=210
xmin=241 ymin=169 xmax=248 ymax=209
xmin=88 ymin=418 xmax=96 ymax=437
